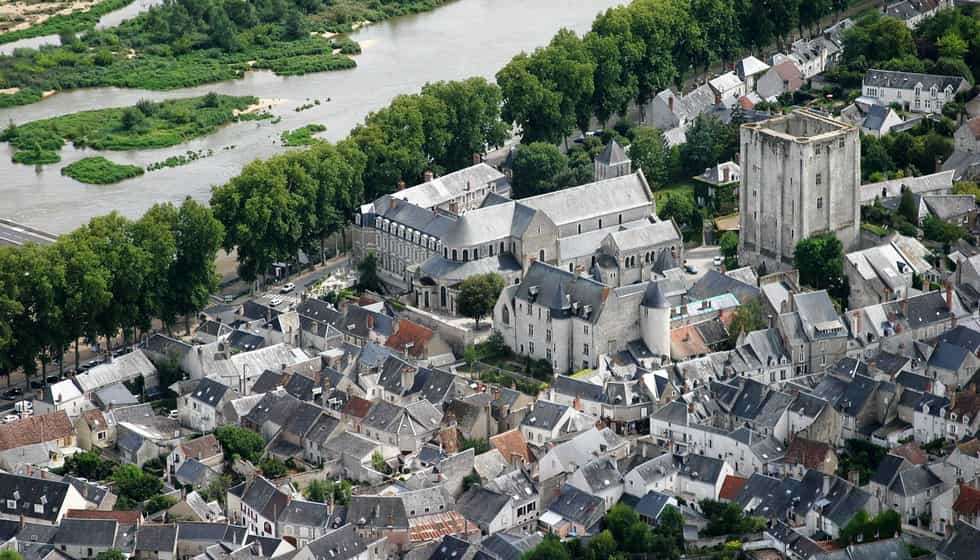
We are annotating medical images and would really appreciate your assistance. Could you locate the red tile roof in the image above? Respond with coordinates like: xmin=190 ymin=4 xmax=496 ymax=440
xmin=719 ymin=475 xmax=748 ymax=501
xmin=408 ymin=511 xmax=481 ymax=542
xmin=954 ymin=484 xmax=980 ymax=515
xmin=489 ymin=429 xmax=531 ymax=464
xmin=0 ymin=410 xmax=73 ymax=451
xmin=342 ymin=396 xmax=373 ymax=419
xmin=66 ymin=509 xmax=142 ymax=525
xmin=784 ymin=437 xmax=833 ymax=470
xmin=891 ymin=442 xmax=928 ymax=465
xmin=178 ymin=434 xmax=222 ymax=460
xmin=385 ymin=320 xmax=435 ymax=358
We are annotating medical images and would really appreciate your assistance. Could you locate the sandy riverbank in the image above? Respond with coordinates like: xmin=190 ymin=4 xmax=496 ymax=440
xmin=0 ymin=0 xmax=98 ymax=33
xmin=235 ymin=97 xmax=284 ymax=116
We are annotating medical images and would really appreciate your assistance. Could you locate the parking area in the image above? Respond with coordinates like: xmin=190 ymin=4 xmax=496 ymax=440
xmin=682 ymin=245 xmax=723 ymax=283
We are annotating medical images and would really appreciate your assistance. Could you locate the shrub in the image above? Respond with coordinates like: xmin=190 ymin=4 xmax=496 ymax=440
xmin=61 ymin=157 xmax=144 ymax=184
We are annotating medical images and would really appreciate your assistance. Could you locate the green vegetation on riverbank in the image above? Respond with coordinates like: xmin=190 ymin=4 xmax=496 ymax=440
xmin=0 ymin=0 xmax=455 ymax=107
xmin=281 ymin=124 xmax=326 ymax=146
xmin=0 ymin=0 xmax=135 ymax=45
xmin=2 ymin=93 xmax=256 ymax=164
xmin=61 ymin=156 xmax=144 ymax=183
xmin=309 ymin=0 xmax=453 ymax=33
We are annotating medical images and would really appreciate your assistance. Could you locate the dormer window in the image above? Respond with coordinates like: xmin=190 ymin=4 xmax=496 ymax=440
xmin=5 ymin=500 xmax=14 ymax=509
xmin=33 ymin=504 xmax=43 ymax=514
xmin=963 ymin=415 xmax=970 ymax=425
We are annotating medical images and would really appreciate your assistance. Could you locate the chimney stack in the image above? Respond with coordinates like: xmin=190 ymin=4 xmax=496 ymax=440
xmin=947 ymin=282 xmax=954 ymax=312
xmin=423 ymin=170 xmax=434 ymax=182
xmin=397 ymin=180 xmax=406 ymax=191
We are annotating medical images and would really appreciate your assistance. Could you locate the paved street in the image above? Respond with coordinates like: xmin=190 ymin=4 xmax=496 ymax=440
xmin=682 ymin=245 xmax=723 ymax=283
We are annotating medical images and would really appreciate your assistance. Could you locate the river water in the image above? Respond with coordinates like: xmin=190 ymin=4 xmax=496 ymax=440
xmin=0 ymin=0 xmax=623 ymax=233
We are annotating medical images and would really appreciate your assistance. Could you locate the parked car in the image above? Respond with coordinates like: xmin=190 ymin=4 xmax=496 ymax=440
xmin=712 ymin=256 xmax=723 ymax=267
xmin=46 ymin=375 xmax=60 ymax=384
xmin=684 ymin=264 xmax=698 ymax=274
xmin=29 ymin=380 xmax=42 ymax=389
xmin=3 ymin=388 xmax=22 ymax=399
xmin=2 ymin=415 xmax=18 ymax=424
xmin=280 ymin=282 xmax=296 ymax=294
xmin=269 ymin=296 xmax=283 ymax=307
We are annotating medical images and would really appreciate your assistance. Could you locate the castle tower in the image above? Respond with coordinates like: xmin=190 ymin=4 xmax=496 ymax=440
xmin=640 ymin=281 xmax=671 ymax=361
xmin=738 ymin=109 xmax=861 ymax=272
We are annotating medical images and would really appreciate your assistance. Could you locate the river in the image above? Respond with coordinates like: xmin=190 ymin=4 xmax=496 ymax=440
xmin=0 ymin=0 xmax=624 ymax=234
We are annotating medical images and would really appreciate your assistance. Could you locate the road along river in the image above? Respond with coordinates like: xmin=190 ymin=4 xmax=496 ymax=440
xmin=0 ymin=0 xmax=624 ymax=233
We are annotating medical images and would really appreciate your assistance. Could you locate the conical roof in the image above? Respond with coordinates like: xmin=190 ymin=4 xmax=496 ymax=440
xmin=641 ymin=281 xmax=669 ymax=309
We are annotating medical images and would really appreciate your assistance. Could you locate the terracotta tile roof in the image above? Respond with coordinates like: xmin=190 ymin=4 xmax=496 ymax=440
xmin=0 ymin=410 xmax=73 ymax=451
xmin=358 ymin=295 xmax=379 ymax=306
xmin=670 ymin=325 xmax=709 ymax=360
xmin=489 ymin=429 xmax=531 ymax=465
xmin=178 ymin=434 xmax=222 ymax=460
xmin=773 ymin=61 xmax=804 ymax=91
xmin=739 ymin=96 xmax=755 ymax=110
xmin=385 ymin=320 xmax=435 ymax=358
xmin=82 ymin=409 xmax=108 ymax=429
xmin=342 ymin=396 xmax=373 ymax=419
xmin=891 ymin=442 xmax=928 ymax=465
xmin=952 ymin=386 xmax=980 ymax=417
xmin=408 ymin=511 xmax=481 ymax=542
xmin=65 ymin=509 xmax=142 ymax=525
xmin=719 ymin=475 xmax=748 ymax=501
xmin=954 ymin=484 xmax=980 ymax=515
xmin=784 ymin=437 xmax=833 ymax=470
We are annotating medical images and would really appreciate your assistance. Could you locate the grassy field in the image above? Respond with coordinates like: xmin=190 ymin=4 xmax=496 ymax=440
xmin=61 ymin=156 xmax=144 ymax=183
xmin=2 ymin=93 xmax=256 ymax=164
xmin=653 ymin=182 xmax=696 ymax=206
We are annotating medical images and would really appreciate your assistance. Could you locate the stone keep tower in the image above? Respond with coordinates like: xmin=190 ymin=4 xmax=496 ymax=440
xmin=738 ymin=109 xmax=860 ymax=272
xmin=594 ymin=139 xmax=632 ymax=181
xmin=640 ymin=281 xmax=670 ymax=361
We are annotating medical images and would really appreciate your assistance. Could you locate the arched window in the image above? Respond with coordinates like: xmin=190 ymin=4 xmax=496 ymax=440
xmin=489 ymin=244 xmax=495 ymax=256
xmin=598 ymin=219 xmax=603 ymax=228
xmin=500 ymin=242 xmax=505 ymax=254
xmin=444 ymin=247 xmax=448 ymax=258
xmin=474 ymin=248 xmax=479 ymax=259
xmin=452 ymin=249 xmax=458 ymax=261
xmin=539 ymin=249 xmax=545 ymax=262
xmin=502 ymin=305 xmax=510 ymax=325
xmin=462 ymin=249 xmax=469 ymax=262
xmin=440 ymin=286 xmax=447 ymax=307
xmin=618 ymin=214 xmax=622 ymax=225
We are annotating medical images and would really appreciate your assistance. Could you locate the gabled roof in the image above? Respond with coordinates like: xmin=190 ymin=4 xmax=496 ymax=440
xmin=547 ymin=485 xmax=604 ymax=529
xmin=348 ymin=496 xmax=409 ymax=529
xmin=784 ymin=438 xmax=834 ymax=470
xmin=719 ymin=475 xmax=748 ymax=501
xmin=864 ymin=69 xmax=969 ymax=92
xmin=0 ymin=411 xmax=73 ymax=452
xmin=455 ymin=487 xmax=510 ymax=528
xmin=54 ymin=518 xmax=117 ymax=547
xmin=938 ymin=520 xmax=980 ymax=560
xmin=954 ymin=485 xmax=980 ymax=516
xmin=890 ymin=464 xmax=944 ymax=496
xmin=179 ymin=434 xmax=223 ymax=461
xmin=240 ymin=477 xmax=290 ymax=520
xmin=278 ymin=499 xmax=329 ymax=528
xmin=135 ymin=524 xmax=178 ymax=552
xmin=302 ymin=524 xmax=367 ymax=560
xmin=488 ymin=429 xmax=530 ymax=465
xmin=521 ymin=400 xmax=568 ymax=431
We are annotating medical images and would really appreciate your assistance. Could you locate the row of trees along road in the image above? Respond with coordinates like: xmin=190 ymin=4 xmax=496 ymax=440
xmin=0 ymin=198 xmax=224 ymax=384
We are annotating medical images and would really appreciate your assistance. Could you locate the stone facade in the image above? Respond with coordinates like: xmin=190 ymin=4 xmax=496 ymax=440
xmin=739 ymin=109 xmax=861 ymax=272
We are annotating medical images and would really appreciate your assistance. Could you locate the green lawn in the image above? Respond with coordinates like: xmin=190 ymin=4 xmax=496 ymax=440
xmin=653 ymin=182 xmax=696 ymax=206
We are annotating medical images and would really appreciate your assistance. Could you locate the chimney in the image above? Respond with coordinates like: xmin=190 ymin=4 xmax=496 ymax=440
xmin=472 ymin=153 xmax=482 ymax=165
xmin=668 ymin=95 xmax=674 ymax=112
xmin=423 ymin=170 xmax=434 ymax=182
xmin=901 ymin=298 xmax=910 ymax=318
xmin=822 ymin=475 xmax=831 ymax=496
xmin=367 ymin=314 xmax=375 ymax=330
xmin=389 ymin=197 xmax=398 ymax=210
xmin=767 ymin=314 xmax=775 ymax=329
xmin=853 ymin=312 xmax=861 ymax=335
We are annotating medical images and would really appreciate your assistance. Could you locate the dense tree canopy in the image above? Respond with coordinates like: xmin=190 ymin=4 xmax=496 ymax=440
xmin=793 ymin=233 xmax=846 ymax=298
xmin=457 ymin=273 xmax=505 ymax=328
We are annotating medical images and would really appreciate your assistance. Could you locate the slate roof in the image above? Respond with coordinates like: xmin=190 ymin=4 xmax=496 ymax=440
xmin=514 ymin=261 xmax=608 ymax=323
xmin=455 ymin=487 xmax=510 ymax=528
xmin=939 ymin=326 xmax=980 ymax=354
xmin=890 ymin=464 xmax=944 ymax=496
xmin=348 ymin=496 xmax=409 ymax=529
xmin=135 ymin=524 xmax=178 ymax=552
xmin=278 ymin=499 xmax=329 ymax=528
xmin=519 ymin=172 xmax=652 ymax=228
xmin=552 ymin=376 xmax=605 ymax=403
xmin=864 ymin=69 xmax=969 ymax=92
xmin=929 ymin=341 xmax=971 ymax=371
xmin=688 ymin=270 xmax=760 ymax=303
xmin=0 ymin=472 xmax=70 ymax=523
xmin=304 ymin=524 xmax=367 ymax=560
xmin=596 ymin=140 xmax=629 ymax=166
xmin=871 ymin=454 xmax=911 ymax=487
xmin=240 ymin=477 xmax=290 ymax=520
xmin=938 ymin=520 xmax=980 ymax=560
xmin=54 ymin=518 xmax=117 ymax=547
xmin=521 ymin=400 xmax=568 ymax=431
xmin=480 ymin=533 xmax=542 ymax=560
xmin=176 ymin=458 xmax=218 ymax=488
xmin=634 ymin=491 xmax=673 ymax=520
xmin=578 ymin=456 xmax=623 ymax=492
xmin=677 ymin=454 xmax=725 ymax=484
xmin=547 ymin=485 xmax=605 ymax=529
